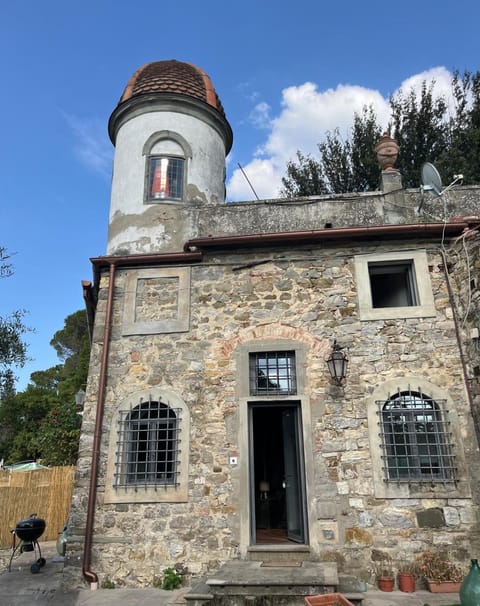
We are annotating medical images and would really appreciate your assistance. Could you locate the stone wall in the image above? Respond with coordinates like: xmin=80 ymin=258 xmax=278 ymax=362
xmin=66 ymin=232 xmax=480 ymax=587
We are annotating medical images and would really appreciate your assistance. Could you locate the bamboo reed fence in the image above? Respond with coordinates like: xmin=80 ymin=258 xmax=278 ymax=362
xmin=0 ymin=466 xmax=75 ymax=548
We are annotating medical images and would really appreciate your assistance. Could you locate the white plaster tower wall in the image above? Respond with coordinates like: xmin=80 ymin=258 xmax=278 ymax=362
xmin=106 ymin=61 xmax=232 ymax=256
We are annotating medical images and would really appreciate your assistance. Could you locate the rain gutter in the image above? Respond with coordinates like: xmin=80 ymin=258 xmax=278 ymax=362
xmin=183 ymin=221 xmax=472 ymax=252
xmin=90 ymin=251 xmax=203 ymax=290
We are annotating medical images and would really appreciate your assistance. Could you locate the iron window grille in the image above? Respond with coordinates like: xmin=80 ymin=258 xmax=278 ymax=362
xmin=377 ymin=388 xmax=457 ymax=483
xmin=249 ymin=351 xmax=297 ymax=395
xmin=114 ymin=398 xmax=181 ymax=489
xmin=147 ymin=156 xmax=184 ymax=201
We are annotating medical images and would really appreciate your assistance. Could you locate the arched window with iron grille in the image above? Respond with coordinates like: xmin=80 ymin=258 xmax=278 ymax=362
xmin=114 ymin=399 xmax=181 ymax=488
xmin=378 ymin=388 xmax=457 ymax=483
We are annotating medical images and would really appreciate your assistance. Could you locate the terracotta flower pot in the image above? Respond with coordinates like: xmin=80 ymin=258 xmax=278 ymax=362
xmin=427 ymin=579 xmax=462 ymax=593
xmin=378 ymin=576 xmax=395 ymax=591
xmin=398 ymin=572 xmax=416 ymax=592
xmin=304 ymin=593 xmax=354 ymax=606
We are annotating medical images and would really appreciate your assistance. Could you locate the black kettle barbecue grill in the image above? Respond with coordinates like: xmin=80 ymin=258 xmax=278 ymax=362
xmin=8 ymin=513 xmax=46 ymax=574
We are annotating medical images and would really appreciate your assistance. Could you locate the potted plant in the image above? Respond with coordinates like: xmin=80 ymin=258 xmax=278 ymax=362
xmin=396 ymin=559 xmax=416 ymax=593
xmin=416 ymin=550 xmax=464 ymax=593
xmin=376 ymin=566 xmax=395 ymax=592
xmin=369 ymin=558 xmax=395 ymax=591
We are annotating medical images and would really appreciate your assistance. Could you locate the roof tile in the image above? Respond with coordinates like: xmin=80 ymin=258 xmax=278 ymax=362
xmin=119 ymin=60 xmax=225 ymax=117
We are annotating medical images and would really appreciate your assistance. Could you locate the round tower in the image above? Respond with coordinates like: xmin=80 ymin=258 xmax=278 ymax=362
xmin=107 ymin=60 xmax=233 ymax=255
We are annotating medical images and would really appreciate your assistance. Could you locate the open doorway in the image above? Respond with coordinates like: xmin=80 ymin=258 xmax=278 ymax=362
xmin=249 ymin=402 xmax=307 ymax=545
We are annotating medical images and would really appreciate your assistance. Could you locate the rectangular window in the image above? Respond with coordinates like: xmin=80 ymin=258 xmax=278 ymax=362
xmin=249 ymin=351 xmax=297 ymax=395
xmin=354 ymin=250 xmax=435 ymax=321
xmin=148 ymin=156 xmax=184 ymax=201
xmin=368 ymin=261 xmax=418 ymax=308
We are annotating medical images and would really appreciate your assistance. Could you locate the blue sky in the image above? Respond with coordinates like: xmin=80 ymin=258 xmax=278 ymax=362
xmin=1 ymin=0 xmax=479 ymax=390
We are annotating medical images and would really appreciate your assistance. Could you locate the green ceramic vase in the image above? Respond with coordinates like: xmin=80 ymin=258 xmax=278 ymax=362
xmin=460 ymin=559 xmax=480 ymax=606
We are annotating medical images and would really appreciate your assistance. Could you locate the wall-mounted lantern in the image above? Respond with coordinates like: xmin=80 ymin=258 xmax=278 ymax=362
xmin=75 ymin=388 xmax=86 ymax=412
xmin=326 ymin=340 xmax=349 ymax=386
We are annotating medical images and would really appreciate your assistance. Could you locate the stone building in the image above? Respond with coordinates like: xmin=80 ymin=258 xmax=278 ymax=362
xmin=67 ymin=60 xmax=480 ymax=593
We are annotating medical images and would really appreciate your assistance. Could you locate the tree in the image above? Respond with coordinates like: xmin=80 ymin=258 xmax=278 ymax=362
xmin=281 ymin=106 xmax=383 ymax=196
xmin=280 ymin=150 xmax=328 ymax=198
xmin=0 ymin=248 xmax=29 ymax=397
xmin=0 ymin=309 xmax=90 ymax=466
xmin=281 ymin=107 xmax=381 ymax=197
xmin=281 ymin=71 xmax=480 ymax=196
xmin=49 ymin=309 xmax=90 ymax=402
xmin=389 ymin=80 xmax=447 ymax=188
xmin=437 ymin=70 xmax=480 ymax=185
xmin=321 ymin=106 xmax=383 ymax=192
xmin=0 ymin=385 xmax=54 ymax=463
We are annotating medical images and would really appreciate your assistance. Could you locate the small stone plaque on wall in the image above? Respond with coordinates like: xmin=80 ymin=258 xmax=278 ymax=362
xmin=122 ymin=267 xmax=190 ymax=334
xmin=416 ymin=507 xmax=446 ymax=528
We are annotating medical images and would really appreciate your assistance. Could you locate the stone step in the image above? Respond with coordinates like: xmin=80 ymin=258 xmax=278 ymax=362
xmin=184 ymin=580 xmax=214 ymax=606
xmin=206 ymin=560 xmax=337 ymax=594
xmin=247 ymin=545 xmax=313 ymax=562
xmin=183 ymin=560 xmax=358 ymax=605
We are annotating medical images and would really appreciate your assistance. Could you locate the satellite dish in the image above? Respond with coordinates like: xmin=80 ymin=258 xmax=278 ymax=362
xmin=421 ymin=162 xmax=443 ymax=196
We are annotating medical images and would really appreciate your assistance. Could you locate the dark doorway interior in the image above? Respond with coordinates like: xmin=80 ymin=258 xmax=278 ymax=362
xmin=251 ymin=403 xmax=306 ymax=544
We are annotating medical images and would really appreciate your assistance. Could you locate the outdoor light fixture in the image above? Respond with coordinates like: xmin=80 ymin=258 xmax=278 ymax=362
xmin=75 ymin=388 xmax=86 ymax=411
xmin=326 ymin=340 xmax=349 ymax=385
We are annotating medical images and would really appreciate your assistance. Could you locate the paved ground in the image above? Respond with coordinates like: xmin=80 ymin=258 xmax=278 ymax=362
xmin=0 ymin=542 xmax=463 ymax=605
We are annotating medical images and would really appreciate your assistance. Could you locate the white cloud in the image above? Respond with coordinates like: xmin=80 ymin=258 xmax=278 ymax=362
xmin=227 ymin=67 xmax=453 ymax=201
xmin=229 ymin=159 xmax=279 ymax=200
xmin=62 ymin=112 xmax=113 ymax=179
xmin=396 ymin=66 xmax=453 ymax=99
xmin=249 ymin=102 xmax=272 ymax=129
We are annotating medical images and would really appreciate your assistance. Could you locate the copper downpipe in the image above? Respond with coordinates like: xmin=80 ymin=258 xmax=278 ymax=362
xmin=82 ymin=262 xmax=115 ymax=587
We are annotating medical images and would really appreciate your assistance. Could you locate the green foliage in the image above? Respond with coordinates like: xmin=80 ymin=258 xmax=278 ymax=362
xmin=350 ymin=106 xmax=384 ymax=191
xmin=161 ymin=567 xmax=183 ymax=590
xmin=0 ymin=248 xmax=30 ymax=397
xmin=281 ymin=150 xmax=328 ymax=197
xmin=0 ymin=385 xmax=55 ymax=462
xmin=0 ymin=309 xmax=89 ymax=466
xmin=389 ymin=80 xmax=447 ymax=187
xmin=101 ymin=577 xmax=115 ymax=589
xmin=437 ymin=70 xmax=480 ymax=186
xmin=281 ymin=70 xmax=480 ymax=196
xmin=36 ymin=400 xmax=81 ymax=466
xmin=281 ymin=105 xmax=382 ymax=196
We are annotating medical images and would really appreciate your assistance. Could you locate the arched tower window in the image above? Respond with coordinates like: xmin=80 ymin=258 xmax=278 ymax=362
xmin=143 ymin=131 xmax=192 ymax=203
xmin=378 ymin=388 xmax=456 ymax=483
xmin=115 ymin=398 xmax=181 ymax=487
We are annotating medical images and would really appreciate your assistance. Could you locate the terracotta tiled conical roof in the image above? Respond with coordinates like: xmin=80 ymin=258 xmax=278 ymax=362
xmin=118 ymin=60 xmax=226 ymax=117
